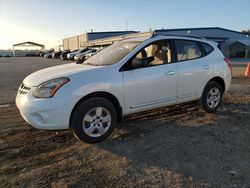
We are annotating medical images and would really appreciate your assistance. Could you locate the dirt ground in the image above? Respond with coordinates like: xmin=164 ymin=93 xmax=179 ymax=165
xmin=0 ymin=57 xmax=250 ymax=187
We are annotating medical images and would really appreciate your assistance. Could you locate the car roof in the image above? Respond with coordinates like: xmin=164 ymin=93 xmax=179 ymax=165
xmin=122 ymin=34 xmax=216 ymax=47
xmin=122 ymin=36 xmax=152 ymax=42
xmin=122 ymin=33 xmax=207 ymax=41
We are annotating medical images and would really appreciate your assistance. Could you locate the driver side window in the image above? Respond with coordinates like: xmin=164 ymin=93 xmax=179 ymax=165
xmin=131 ymin=40 xmax=172 ymax=69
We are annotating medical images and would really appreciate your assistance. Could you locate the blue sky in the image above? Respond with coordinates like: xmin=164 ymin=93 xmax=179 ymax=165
xmin=0 ymin=0 xmax=249 ymax=49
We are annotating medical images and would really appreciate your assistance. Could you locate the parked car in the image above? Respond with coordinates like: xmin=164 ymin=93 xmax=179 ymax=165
xmin=84 ymin=49 xmax=102 ymax=60
xmin=65 ymin=49 xmax=78 ymax=60
xmin=26 ymin=52 xmax=38 ymax=57
xmin=39 ymin=51 xmax=45 ymax=57
xmin=44 ymin=52 xmax=53 ymax=58
xmin=41 ymin=49 xmax=53 ymax=57
xmin=74 ymin=49 xmax=97 ymax=62
xmin=52 ymin=51 xmax=62 ymax=59
xmin=60 ymin=49 xmax=71 ymax=60
xmin=42 ymin=49 xmax=54 ymax=58
xmin=67 ymin=48 xmax=89 ymax=60
xmin=3 ymin=54 xmax=11 ymax=57
xmin=16 ymin=35 xmax=232 ymax=143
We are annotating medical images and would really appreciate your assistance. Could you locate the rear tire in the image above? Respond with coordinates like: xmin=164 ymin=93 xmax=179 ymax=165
xmin=71 ymin=97 xmax=117 ymax=143
xmin=199 ymin=81 xmax=223 ymax=113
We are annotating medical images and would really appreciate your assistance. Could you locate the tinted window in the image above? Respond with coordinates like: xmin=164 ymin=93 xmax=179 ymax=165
xmin=201 ymin=43 xmax=214 ymax=54
xmin=175 ymin=40 xmax=202 ymax=61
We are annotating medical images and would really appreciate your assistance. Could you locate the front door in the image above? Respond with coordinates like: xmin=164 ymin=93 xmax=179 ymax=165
xmin=122 ymin=40 xmax=178 ymax=114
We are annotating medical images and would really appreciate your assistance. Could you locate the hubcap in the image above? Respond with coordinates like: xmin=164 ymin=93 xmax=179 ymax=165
xmin=82 ymin=107 xmax=111 ymax=137
xmin=207 ymin=87 xmax=221 ymax=109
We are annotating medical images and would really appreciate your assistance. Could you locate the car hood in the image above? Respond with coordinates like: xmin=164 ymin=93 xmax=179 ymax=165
xmin=23 ymin=63 xmax=100 ymax=86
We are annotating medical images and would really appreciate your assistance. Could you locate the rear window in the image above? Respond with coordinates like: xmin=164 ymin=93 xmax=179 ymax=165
xmin=174 ymin=40 xmax=202 ymax=61
xmin=201 ymin=43 xmax=214 ymax=55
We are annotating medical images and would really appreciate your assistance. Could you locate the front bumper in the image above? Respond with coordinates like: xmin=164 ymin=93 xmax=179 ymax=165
xmin=16 ymin=87 xmax=74 ymax=130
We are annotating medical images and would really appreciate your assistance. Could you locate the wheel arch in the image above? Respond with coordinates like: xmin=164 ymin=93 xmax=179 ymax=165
xmin=69 ymin=91 xmax=123 ymax=128
xmin=207 ymin=76 xmax=225 ymax=92
xmin=199 ymin=76 xmax=225 ymax=100
xmin=199 ymin=76 xmax=225 ymax=113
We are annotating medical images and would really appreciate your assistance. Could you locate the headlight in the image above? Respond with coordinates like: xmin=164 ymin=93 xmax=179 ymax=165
xmin=33 ymin=77 xmax=69 ymax=98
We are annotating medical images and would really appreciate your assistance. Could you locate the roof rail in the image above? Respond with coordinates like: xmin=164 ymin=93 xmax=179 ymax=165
xmin=152 ymin=32 xmax=206 ymax=40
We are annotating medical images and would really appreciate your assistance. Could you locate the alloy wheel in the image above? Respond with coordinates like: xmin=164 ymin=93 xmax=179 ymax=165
xmin=206 ymin=87 xmax=221 ymax=109
xmin=82 ymin=107 xmax=111 ymax=138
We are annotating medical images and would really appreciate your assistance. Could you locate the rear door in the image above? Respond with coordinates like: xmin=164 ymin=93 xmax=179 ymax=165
xmin=173 ymin=40 xmax=212 ymax=103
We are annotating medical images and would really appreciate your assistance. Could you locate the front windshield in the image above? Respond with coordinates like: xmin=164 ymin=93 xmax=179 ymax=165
xmin=84 ymin=40 xmax=142 ymax=66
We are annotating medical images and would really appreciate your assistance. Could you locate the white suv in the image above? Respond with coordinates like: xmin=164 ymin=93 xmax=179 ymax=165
xmin=16 ymin=35 xmax=232 ymax=143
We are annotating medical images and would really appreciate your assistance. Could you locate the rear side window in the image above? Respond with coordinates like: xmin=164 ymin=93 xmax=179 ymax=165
xmin=201 ymin=43 xmax=214 ymax=55
xmin=174 ymin=40 xmax=202 ymax=61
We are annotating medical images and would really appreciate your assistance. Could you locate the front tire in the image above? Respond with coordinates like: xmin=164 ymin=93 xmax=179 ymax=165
xmin=71 ymin=97 xmax=117 ymax=143
xmin=199 ymin=81 xmax=223 ymax=113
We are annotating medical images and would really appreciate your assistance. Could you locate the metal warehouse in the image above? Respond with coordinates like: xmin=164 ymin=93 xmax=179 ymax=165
xmin=154 ymin=27 xmax=250 ymax=58
xmin=63 ymin=27 xmax=250 ymax=58
xmin=63 ymin=31 xmax=137 ymax=51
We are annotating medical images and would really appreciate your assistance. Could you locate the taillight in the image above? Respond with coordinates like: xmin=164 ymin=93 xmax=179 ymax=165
xmin=224 ymin=58 xmax=232 ymax=75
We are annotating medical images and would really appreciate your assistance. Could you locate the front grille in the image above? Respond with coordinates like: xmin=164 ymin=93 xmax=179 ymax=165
xmin=18 ymin=83 xmax=31 ymax=95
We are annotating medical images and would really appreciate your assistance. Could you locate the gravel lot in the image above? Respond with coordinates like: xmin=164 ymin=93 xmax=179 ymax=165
xmin=0 ymin=57 xmax=250 ymax=187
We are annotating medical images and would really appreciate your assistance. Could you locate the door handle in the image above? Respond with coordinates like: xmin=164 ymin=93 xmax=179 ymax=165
xmin=202 ymin=65 xmax=211 ymax=69
xmin=164 ymin=71 xmax=176 ymax=76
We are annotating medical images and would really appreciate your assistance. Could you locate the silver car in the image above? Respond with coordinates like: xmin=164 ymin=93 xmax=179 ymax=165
xmin=74 ymin=49 xmax=97 ymax=61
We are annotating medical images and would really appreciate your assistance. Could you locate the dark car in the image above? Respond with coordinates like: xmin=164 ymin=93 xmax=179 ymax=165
xmin=52 ymin=51 xmax=62 ymax=59
xmin=25 ymin=52 xmax=38 ymax=57
xmin=39 ymin=51 xmax=46 ymax=57
xmin=60 ymin=49 xmax=71 ymax=60
xmin=3 ymin=54 xmax=11 ymax=57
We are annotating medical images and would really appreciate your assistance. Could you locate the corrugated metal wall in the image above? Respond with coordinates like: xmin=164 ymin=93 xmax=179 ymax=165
xmin=63 ymin=32 xmax=137 ymax=51
xmin=63 ymin=39 xmax=69 ymax=50
xmin=63 ymin=34 xmax=88 ymax=51
xmin=78 ymin=34 xmax=87 ymax=49
xmin=68 ymin=37 xmax=78 ymax=51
